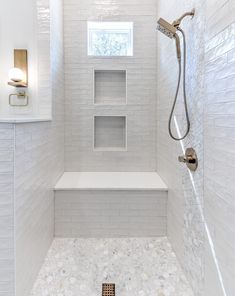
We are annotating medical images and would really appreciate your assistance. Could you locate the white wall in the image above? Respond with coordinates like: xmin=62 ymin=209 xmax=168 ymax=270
xmin=204 ymin=1 xmax=235 ymax=295
xmin=14 ymin=0 xmax=65 ymax=295
xmin=0 ymin=0 xmax=37 ymax=117
xmin=64 ymin=0 xmax=158 ymax=172
xmin=157 ymin=0 xmax=235 ymax=295
xmin=0 ymin=0 xmax=51 ymax=119
xmin=0 ymin=124 xmax=15 ymax=296
xmin=206 ymin=0 xmax=235 ymax=41
xmin=0 ymin=1 xmax=64 ymax=296
xmin=156 ymin=1 xmax=205 ymax=294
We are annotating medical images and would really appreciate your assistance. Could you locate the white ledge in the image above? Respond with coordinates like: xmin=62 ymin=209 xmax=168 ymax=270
xmin=0 ymin=117 xmax=52 ymax=123
xmin=55 ymin=172 xmax=168 ymax=191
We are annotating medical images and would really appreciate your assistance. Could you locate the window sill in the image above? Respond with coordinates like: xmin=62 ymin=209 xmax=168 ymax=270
xmin=0 ymin=117 xmax=52 ymax=123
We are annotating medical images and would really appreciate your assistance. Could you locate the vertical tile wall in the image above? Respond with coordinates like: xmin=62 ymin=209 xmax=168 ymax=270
xmin=0 ymin=124 xmax=14 ymax=296
xmin=14 ymin=0 xmax=65 ymax=294
xmin=37 ymin=0 xmax=52 ymax=117
xmin=0 ymin=1 xmax=64 ymax=296
xmin=156 ymin=0 xmax=205 ymax=295
xmin=64 ymin=0 xmax=157 ymax=171
xmin=204 ymin=1 xmax=235 ymax=295
xmin=157 ymin=0 xmax=235 ymax=295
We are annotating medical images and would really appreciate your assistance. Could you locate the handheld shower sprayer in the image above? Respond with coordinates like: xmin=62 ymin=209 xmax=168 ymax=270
xmin=157 ymin=9 xmax=195 ymax=141
xmin=157 ymin=18 xmax=181 ymax=59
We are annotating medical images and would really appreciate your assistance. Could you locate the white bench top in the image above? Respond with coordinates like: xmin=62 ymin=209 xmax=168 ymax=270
xmin=55 ymin=172 xmax=168 ymax=191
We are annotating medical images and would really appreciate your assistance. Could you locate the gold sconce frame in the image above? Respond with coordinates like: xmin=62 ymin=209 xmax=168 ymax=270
xmin=8 ymin=49 xmax=28 ymax=87
xmin=8 ymin=49 xmax=29 ymax=106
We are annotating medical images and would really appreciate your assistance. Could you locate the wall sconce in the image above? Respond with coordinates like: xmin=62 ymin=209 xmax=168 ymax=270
xmin=8 ymin=49 xmax=29 ymax=106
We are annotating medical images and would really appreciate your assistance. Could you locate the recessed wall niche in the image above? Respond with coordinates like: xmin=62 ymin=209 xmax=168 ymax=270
xmin=94 ymin=116 xmax=126 ymax=151
xmin=94 ymin=70 xmax=127 ymax=105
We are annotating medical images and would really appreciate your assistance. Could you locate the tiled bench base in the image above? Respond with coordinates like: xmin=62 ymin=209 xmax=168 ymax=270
xmin=54 ymin=172 xmax=168 ymax=237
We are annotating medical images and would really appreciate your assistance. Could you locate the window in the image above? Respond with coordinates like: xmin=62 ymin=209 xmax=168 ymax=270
xmin=88 ymin=22 xmax=133 ymax=56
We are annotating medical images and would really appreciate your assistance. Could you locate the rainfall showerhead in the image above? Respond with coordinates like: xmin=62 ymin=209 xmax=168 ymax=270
xmin=157 ymin=18 xmax=177 ymax=39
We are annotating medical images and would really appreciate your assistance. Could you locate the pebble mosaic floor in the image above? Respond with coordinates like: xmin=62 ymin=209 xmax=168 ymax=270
xmin=31 ymin=237 xmax=194 ymax=296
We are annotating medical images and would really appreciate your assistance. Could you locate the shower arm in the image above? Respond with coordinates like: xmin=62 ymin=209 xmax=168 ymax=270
xmin=172 ymin=9 xmax=195 ymax=60
xmin=172 ymin=9 xmax=195 ymax=28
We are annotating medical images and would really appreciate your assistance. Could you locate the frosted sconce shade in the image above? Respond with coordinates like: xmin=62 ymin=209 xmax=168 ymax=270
xmin=8 ymin=67 xmax=24 ymax=82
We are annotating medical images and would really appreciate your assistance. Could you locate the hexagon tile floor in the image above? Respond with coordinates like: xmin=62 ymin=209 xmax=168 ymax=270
xmin=30 ymin=237 xmax=194 ymax=296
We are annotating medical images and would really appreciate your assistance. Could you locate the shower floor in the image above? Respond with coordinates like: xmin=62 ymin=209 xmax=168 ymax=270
xmin=30 ymin=238 xmax=193 ymax=296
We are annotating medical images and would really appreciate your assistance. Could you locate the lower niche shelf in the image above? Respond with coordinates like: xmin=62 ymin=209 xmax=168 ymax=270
xmin=94 ymin=116 xmax=126 ymax=151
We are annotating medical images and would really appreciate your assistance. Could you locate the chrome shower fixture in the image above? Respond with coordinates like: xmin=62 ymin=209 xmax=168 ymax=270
xmin=157 ymin=9 xmax=195 ymax=141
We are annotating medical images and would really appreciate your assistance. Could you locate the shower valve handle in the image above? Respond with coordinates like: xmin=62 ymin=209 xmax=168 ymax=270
xmin=178 ymin=156 xmax=187 ymax=163
xmin=178 ymin=155 xmax=195 ymax=163
xmin=178 ymin=148 xmax=198 ymax=171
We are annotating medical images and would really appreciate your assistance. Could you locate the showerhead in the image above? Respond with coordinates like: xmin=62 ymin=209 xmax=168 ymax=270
xmin=157 ymin=9 xmax=195 ymax=37
xmin=157 ymin=18 xmax=181 ymax=60
xmin=157 ymin=18 xmax=177 ymax=39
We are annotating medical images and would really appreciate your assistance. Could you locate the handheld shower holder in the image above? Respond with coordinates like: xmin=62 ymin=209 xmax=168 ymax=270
xmin=172 ymin=9 xmax=195 ymax=28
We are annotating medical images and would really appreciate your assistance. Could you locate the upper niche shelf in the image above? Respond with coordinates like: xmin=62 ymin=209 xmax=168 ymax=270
xmin=94 ymin=70 xmax=127 ymax=105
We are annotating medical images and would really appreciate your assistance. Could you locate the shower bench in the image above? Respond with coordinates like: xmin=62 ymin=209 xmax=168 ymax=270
xmin=54 ymin=172 xmax=168 ymax=237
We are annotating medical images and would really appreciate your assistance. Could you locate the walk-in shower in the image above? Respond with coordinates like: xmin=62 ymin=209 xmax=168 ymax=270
xmin=157 ymin=9 xmax=195 ymax=141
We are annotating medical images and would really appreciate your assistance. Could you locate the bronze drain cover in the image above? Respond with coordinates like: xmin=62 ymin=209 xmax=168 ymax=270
xmin=102 ymin=283 xmax=115 ymax=296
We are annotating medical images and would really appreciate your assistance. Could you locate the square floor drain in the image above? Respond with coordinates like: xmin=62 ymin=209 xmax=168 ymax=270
xmin=102 ymin=283 xmax=115 ymax=296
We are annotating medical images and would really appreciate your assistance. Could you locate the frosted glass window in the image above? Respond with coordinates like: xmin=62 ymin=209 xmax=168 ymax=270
xmin=88 ymin=22 xmax=133 ymax=56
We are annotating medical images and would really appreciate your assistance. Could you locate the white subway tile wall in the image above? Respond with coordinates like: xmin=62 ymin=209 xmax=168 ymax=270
xmin=206 ymin=0 xmax=235 ymax=41
xmin=64 ymin=0 xmax=157 ymax=171
xmin=55 ymin=190 xmax=167 ymax=237
xmin=14 ymin=1 xmax=65 ymax=296
xmin=204 ymin=20 xmax=235 ymax=296
xmin=157 ymin=0 xmax=235 ymax=295
xmin=37 ymin=0 xmax=52 ymax=117
xmin=0 ymin=124 xmax=14 ymax=296
xmin=157 ymin=0 xmax=205 ymax=295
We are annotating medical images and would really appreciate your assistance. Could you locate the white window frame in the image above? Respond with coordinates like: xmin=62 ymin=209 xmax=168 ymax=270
xmin=87 ymin=21 xmax=133 ymax=57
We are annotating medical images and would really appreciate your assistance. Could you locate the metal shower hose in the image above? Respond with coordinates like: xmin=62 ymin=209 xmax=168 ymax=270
xmin=168 ymin=27 xmax=190 ymax=141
